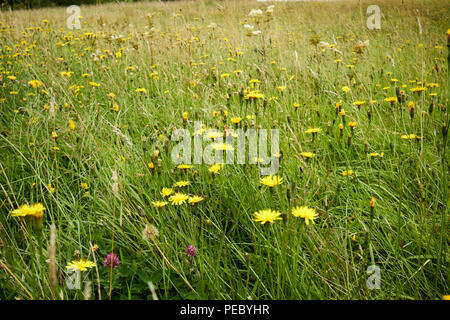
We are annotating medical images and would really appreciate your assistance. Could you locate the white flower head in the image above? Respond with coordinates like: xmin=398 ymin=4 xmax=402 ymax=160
xmin=249 ymin=9 xmax=263 ymax=18
xmin=244 ymin=24 xmax=255 ymax=36
xmin=266 ymin=5 xmax=275 ymax=15
xmin=244 ymin=24 xmax=254 ymax=31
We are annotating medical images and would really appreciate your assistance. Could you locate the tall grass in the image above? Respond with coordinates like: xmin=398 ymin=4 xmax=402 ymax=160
xmin=0 ymin=0 xmax=448 ymax=300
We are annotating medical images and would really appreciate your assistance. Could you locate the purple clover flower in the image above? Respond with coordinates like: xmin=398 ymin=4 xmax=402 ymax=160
xmin=102 ymin=252 xmax=121 ymax=268
xmin=185 ymin=245 xmax=196 ymax=257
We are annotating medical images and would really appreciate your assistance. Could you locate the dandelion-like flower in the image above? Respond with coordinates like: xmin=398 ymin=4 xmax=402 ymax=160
xmin=208 ymin=163 xmax=223 ymax=174
xmin=253 ymin=209 xmax=283 ymax=225
xmin=28 ymin=80 xmax=42 ymax=88
xmin=174 ymin=181 xmax=190 ymax=188
xmin=231 ymin=117 xmax=242 ymax=124
xmin=353 ymin=101 xmax=366 ymax=107
xmin=80 ymin=183 xmax=89 ymax=190
xmin=384 ymin=97 xmax=398 ymax=103
xmin=304 ymin=128 xmax=321 ymax=134
xmin=161 ymin=188 xmax=174 ymax=197
xmin=11 ymin=203 xmax=45 ymax=218
xmin=342 ymin=170 xmax=355 ymax=176
xmin=177 ymin=164 xmax=193 ymax=170
xmin=212 ymin=143 xmax=234 ymax=151
xmin=152 ymin=201 xmax=168 ymax=208
xmin=291 ymin=206 xmax=318 ymax=225
xmin=260 ymin=175 xmax=283 ymax=187
xmin=188 ymin=195 xmax=204 ymax=205
xmin=169 ymin=193 xmax=189 ymax=205
xmin=301 ymin=152 xmax=315 ymax=158
xmin=66 ymin=259 xmax=96 ymax=272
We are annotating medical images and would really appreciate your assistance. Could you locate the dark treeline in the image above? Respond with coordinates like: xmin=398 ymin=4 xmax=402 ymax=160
xmin=1 ymin=0 xmax=177 ymax=10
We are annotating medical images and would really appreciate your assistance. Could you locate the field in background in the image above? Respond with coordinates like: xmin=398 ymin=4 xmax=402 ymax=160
xmin=0 ymin=0 xmax=448 ymax=300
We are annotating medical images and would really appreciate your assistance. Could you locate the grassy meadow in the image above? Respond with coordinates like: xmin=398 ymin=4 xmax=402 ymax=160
xmin=0 ymin=0 xmax=449 ymax=300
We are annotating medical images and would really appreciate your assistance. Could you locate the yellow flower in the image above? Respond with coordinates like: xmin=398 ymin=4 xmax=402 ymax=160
xmin=342 ymin=170 xmax=355 ymax=176
xmin=342 ymin=86 xmax=350 ymax=93
xmin=161 ymin=188 xmax=174 ymax=197
xmin=304 ymin=128 xmax=321 ymax=134
xmin=260 ymin=175 xmax=283 ymax=187
xmin=136 ymin=88 xmax=147 ymax=93
xmin=177 ymin=164 xmax=193 ymax=170
xmin=66 ymin=259 xmax=96 ymax=272
xmin=60 ymin=71 xmax=73 ymax=77
xmin=410 ymin=87 xmax=426 ymax=93
xmin=212 ymin=143 xmax=234 ymax=151
xmin=188 ymin=195 xmax=204 ymax=205
xmin=174 ymin=181 xmax=190 ymax=188
xmin=231 ymin=117 xmax=242 ymax=124
xmin=152 ymin=201 xmax=168 ymax=208
xmin=80 ymin=183 xmax=89 ymax=190
xmin=88 ymin=81 xmax=100 ymax=87
xmin=28 ymin=80 xmax=42 ymax=88
xmin=277 ymin=86 xmax=286 ymax=92
xmin=384 ymin=97 xmax=398 ymax=103
xmin=169 ymin=193 xmax=189 ymax=205
xmin=208 ymin=163 xmax=223 ymax=174
xmin=69 ymin=119 xmax=76 ymax=130
xmin=205 ymin=130 xmax=222 ymax=139
xmin=291 ymin=206 xmax=318 ymax=225
xmin=301 ymin=152 xmax=315 ymax=158
xmin=11 ymin=203 xmax=46 ymax=217
xmin=353 ymin=101 xmax=365 ymax=107
xmin=401 ymin=134 xmax=422 ymax=140
xmin=348 ymin=121 xmax=357 ymax=128
xmin=253 ymin=209 xmax=283 ymax=225
xmin=245 ymin=91 xmax=264 ymax=100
